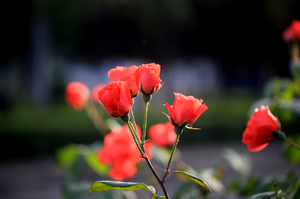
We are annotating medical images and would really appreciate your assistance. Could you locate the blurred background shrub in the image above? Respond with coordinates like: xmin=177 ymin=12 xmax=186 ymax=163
xmin=0 ymin=0 xmax=300 ymax=160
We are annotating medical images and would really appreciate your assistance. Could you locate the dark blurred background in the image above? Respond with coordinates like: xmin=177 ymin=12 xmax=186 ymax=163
xmin=0 ymin=0 xmax=300 ymax=160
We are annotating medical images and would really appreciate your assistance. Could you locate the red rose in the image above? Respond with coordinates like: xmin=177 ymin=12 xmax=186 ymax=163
xmin=135 ymin=63 xmax=162 ymax=95
xmin=242 ymin=105 xmax=279 ymax=152
xmin=98 ymin=81 xmax=132 ymax=117
xmin=164 ymin=93 xmax=208 ymax=127
xmin=283 ymin=20 xmax=300 ymax=42
xmin=65 ymin=82 xmax=90 ymax=111
xmin=148 ymin=122 xmax=176 ymax=147
xmin=97 ymin=125 xmax=153 ymax=180
xmin=108 ymin=65 xmax=139 ymax=97
xmin=91 ymin=84 xmax=104 ymax=104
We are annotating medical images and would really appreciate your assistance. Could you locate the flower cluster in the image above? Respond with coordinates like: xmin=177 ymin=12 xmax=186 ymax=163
xmin=95 ymin=63 xmax=208 ymax=180
xmin=98 ymin=63 xmax=162 ymax=117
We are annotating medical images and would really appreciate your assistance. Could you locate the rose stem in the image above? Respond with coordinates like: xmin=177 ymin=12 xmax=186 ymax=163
xmin=142 ymin=100 xmax=149 ymax=144
xmin=285 ymin=137 xmax=300 ymax=151
xmin=163 ymin=133 xmax=181 ymax=183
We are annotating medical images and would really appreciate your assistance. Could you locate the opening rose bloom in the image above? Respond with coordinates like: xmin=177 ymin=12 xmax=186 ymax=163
xmin=65 ymin=82 xmax=90 ymax=111
xmin=98 ymin=81 xmax=132 ymax=117
xmin=242 ymin=105 xmax=279 ymax=152
xmin=164 ymin=93 xmax=208 ymax=128
xmin=97 ymin=125 xmax=153 ymax=181
xmin=135 ymin=63 xmax=162 ymax=95
xmin=148 ymin=122 xmax=176 ymax=147
xmin=283 ymin=20 xmax=300 ymax=42
xmin=108 ymin=65 xmax=139 ymax=97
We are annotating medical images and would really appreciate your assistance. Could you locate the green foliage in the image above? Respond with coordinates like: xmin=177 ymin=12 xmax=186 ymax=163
xmin=171 ymin=171 xmax=211 ymax=194
xmin=86 ymin=181 xmax=156 ymax=196
xmin=55 ymin=142 xmax=109 ymax=181
xmin=214 ymin=148 xmax=251 ymax=176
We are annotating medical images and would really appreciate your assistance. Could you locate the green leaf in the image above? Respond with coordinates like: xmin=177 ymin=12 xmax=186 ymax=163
xmin=247 ymin=191 xmax=275 ymax=199
xmin=83 ymin=150 xmax=109 ymax=176
xmin=172 ymin=171 xmax=211 ymax=193
xmin=86 ymin=181 xmax=156 ymax=196
xmin=217 ymin=148 xmax=251 ymax=176
xmin=55 ymin=144 xmax=79 ymax=168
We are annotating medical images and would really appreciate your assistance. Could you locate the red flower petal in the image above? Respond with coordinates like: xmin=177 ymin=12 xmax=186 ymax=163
xmin=242 ymin=105 xmax=278 ymax=152
xmin=164 ymin=93 xmax=208 ymax=127
xmin=135 ymin=63 xmax=162 ymax=95
xmin=98 ymin=81 xmax=132 ymax=117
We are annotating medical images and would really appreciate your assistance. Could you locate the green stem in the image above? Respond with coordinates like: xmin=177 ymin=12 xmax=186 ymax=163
xmin=144 ymin=155 xmax=170 ymax=199
xmin=142 ymin=101 xmax=149 ymax=144
xmin=285 ymin=138 xmax=300 ymax=151
xmin=126 ymin=121 xmax=144 ymax=155
xmin=129 ymin=108 xmax=138 ymax=133
xmin=127 ymin=117 xmax=170 ymax=199
xmin=163 ymin=134 xmax=181 ymax=183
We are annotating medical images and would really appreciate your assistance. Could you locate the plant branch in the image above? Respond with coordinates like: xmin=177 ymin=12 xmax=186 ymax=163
xmin=144 ymin=154 xmax=170 ymax=199
xmin=142 ymin=101 xmax=149 ymax=144
xmin=129 ymin=108 xmax=138 ymax=134
xmin=163 ymin=134 xmax=181 ymax=183
xmin=285 ymin=137 xmax=300 ymax=151
xmin=127 ymin=121 xmax=144 ymax=155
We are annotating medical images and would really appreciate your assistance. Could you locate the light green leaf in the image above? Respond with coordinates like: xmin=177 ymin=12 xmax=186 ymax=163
xmin=248 ymin=191 xmax=275 ymax=199
xmin=218 ymin=148 xmax=251 ymax=176
xmin=86 ymin=181 xmax=156 ymax=196
xmin=172 ymin=171 xmax=211 ymax=193
xmin=83 ymin=150 xmax=109 ymax=176
xmin=55 ymin=144 xmax=79 ymax=168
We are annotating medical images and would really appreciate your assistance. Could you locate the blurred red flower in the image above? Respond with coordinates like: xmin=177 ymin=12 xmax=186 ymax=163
xmin=148 ymin=122 xmax=176 ymax=147
xmin=91 ymin=84 xmax=104 ymax=104
xmin=283 ymin=20 xmax=300 ymax=42
xmin=97 ymin=125 xmax=153 ymax=180
xmin=135 ymin=63 xmax=162 ymax=95
xmin=242 ymin=105 xmax=278 ymax=152
xmin=108 ymin=65 xmax=139 ymax=97
xmin=65 ymin=82 xmax=90 ymax=111
xmin=164 ymin=93 xmax=208 ymax=127
xmin=98 ymin=81 xmax=132 ymax=117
